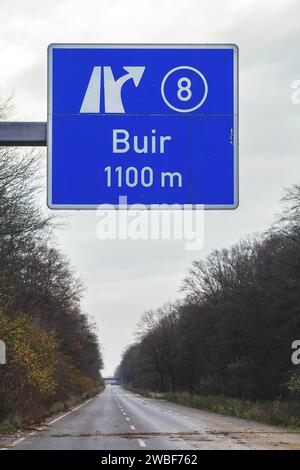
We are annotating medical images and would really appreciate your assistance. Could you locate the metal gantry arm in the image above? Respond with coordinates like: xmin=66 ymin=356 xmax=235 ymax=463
xmin=0 ymin=122 xmax=47 ymax=146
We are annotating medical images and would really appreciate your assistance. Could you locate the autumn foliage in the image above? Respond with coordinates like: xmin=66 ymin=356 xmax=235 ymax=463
xmin=0 ymin=98 xmax=103 ymax=425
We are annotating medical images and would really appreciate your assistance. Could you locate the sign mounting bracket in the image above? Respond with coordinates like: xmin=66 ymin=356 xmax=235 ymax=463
xmin=0 ymin=122 xmax=47 ymax=147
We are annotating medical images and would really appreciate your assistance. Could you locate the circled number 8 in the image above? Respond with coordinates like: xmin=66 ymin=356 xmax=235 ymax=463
xmin=177 ymin=77 xmax=192 ymax=102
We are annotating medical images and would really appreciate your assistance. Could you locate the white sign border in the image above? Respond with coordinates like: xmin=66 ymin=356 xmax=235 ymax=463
xmin=47 ymin=43 xmax=239 ymax=210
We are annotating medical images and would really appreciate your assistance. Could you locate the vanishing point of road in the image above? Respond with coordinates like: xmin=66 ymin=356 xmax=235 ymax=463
xmin=1 ymin=385 xmax=300 ymax=450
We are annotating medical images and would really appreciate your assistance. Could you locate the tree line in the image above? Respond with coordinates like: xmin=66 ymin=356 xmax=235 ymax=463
xmin=0 ymin=97 xmax=103 ymax=424
xmin=119 ymin=186 xmax=300 ymax=401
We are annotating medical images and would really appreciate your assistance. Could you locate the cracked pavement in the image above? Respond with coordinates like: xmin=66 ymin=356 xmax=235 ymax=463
xmin=1 ymin=385 xmax=300 ymax=450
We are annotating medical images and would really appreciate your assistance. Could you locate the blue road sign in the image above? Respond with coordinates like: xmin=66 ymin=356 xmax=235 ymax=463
xmin=48 ymin=44 xmax=238 ymax=209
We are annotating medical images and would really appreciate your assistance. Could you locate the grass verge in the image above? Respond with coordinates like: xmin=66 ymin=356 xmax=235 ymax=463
xmin=124 ymin=386 xmax=300 ymax=429
xmin=165 ymin=393 xmax=300 ymax=428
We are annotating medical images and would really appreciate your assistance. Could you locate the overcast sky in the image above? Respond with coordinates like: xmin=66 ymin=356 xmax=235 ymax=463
xmin=1 ymin=0 xmax=300 ymax=375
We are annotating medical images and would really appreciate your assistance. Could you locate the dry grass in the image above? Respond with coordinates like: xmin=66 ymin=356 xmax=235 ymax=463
xmin=165 ymin=393 xmax=300 ymax=428
xmin=124 ymin=385 xmax=300 ymax=428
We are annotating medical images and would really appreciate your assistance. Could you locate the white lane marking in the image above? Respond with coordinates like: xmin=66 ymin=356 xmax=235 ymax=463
xmin=48 ymin=410 xmax=72 ymax=425
xmin=2 ymin=396 xmax=96 ymax=450
xmin=11 ymin=437 xmax=25 ymax=447
xmin=48 ymin=397 xmax=93 ymax=425
xmin=113 ymin=395 xmax=122 ymax=409
xmin=137 ymin=438 xmax=146 ymax=448
xmin=113 ymin=395 xmax=127 ymax=415
xmin=130 ymin=425 xmax=136 ymax=431
xmin=71 ymin=403 xmax=85 ymax=412
xmin=113 ymin=393 xmax=130 ymax=424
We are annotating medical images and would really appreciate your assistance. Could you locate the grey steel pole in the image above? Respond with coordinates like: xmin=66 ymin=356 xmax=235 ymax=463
xmin=0 ymin=122 xmax=47 ymax=146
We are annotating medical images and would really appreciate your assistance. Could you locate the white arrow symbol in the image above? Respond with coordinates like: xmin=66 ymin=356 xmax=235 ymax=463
xmin=104 ymin=66 xmax=145 ymax=113
xmin=80 ymin=66 xmax=145 ymax=114
xmin=122 ymin=66 xmax=145 ymax=86
xmin=80 ymin=66 xmax=102 ymax=113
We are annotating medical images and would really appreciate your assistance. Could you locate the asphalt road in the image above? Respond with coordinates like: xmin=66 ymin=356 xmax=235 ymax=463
xmin=1 ymin=385 xmax=300 ymax=450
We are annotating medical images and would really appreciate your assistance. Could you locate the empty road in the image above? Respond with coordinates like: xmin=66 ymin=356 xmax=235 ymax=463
xmin=1 ymin=385 xmax=300 ymax=450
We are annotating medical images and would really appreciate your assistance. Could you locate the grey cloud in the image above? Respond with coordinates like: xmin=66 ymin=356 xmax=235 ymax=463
xmin=1 ymin=0 xmax=300 ymax=373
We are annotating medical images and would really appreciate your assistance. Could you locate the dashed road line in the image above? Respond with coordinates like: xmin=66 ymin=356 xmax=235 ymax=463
xmin=130 ymin=425 xmax=136 ymax=431
xmin=137 ymin=438 xmax=146 ymax=448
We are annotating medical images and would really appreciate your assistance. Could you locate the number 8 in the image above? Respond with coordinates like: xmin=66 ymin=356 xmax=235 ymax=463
xmin=177 ymin=77 xmax=192 ymax=101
